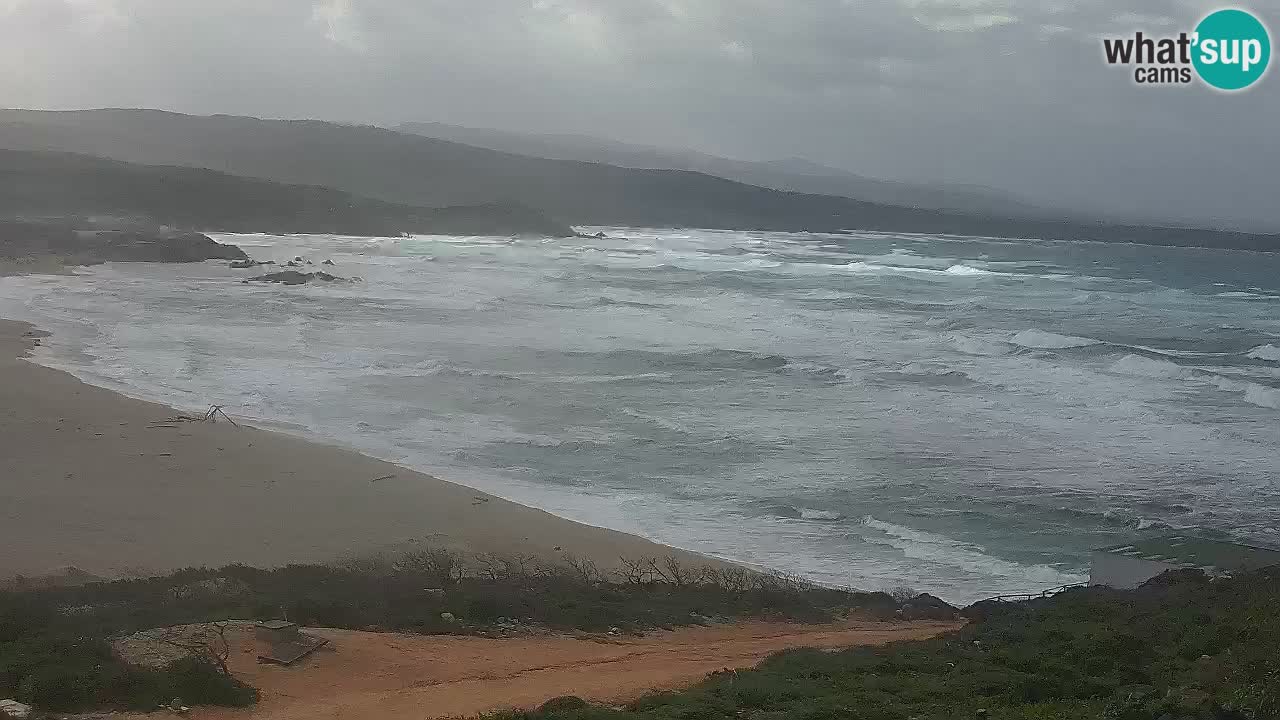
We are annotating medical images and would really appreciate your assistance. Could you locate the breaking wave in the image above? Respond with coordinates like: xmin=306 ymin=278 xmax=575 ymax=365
xmin=950 ymin=334 xmax=1014 ymax=357
xmin=1247 ymin=344 xmax=1280 ymax=362
xmin=1243 ymin=384 xmax=1280 ymax=409
xmin=1217 ymin=291 xmax=1280 ymax=300
xmin=878 ymin=364 xmax=976 ymax=387
xmin=594 ymin=296 xmax=668 ymax=309
xmin=861 ymin=517 xmax=1084 ymax=588
xmin=620 ymin=406 xmax=695 ymax=434
xmin=800 ymin=509 xmax=845 ymax=521
xmin=1109 ymin=354 xmax=1192 ymax=379
xmin=1009 ymin=329 xmax=1102 ymax=349
xmin=571 ymin=348 xmax=790 ymax=372
xmin=944 ymin=264 xmax=997 ymax=276
xmin=1209 ymin=376 xmax=1280 ymax=409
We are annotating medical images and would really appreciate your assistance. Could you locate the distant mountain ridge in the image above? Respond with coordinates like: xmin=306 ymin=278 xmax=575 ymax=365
xmin=0 ymin=148 xmax=572 ymax=237
xmin=397 ymin=120 xmax=1046 ymax=218
xmin=0 ymin=109 xmax=1276 ymax=251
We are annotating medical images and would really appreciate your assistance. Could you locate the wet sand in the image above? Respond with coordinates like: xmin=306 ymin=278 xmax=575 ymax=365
xmin=0 ymin=318 xmax=713 ymax=582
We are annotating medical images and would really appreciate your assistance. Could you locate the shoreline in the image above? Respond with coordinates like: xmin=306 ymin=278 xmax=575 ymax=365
xmin=0 ymin=317 xmax=719 ymax=583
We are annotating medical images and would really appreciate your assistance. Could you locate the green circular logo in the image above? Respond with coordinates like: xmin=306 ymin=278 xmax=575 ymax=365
xmin=1192 ymin=9 xmax=1271 ymax=91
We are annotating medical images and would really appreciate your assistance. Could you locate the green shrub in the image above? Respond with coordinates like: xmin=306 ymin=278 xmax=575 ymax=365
xmin=538 ymin=695 xmax=589 ymax=713
xmin=493 ymin=568 xmax=1280 ymax=720
xmin=2 ymin=552 xmax=925 ymax=713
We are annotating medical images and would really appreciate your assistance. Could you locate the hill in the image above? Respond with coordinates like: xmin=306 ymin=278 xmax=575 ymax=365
xmin=397 ymin=120 xmax=1046 ymax=218
xmin=0 ymin=148 xmax=571 ymax=237
xmin=0 ymin=109 xmax=1276 ymax=251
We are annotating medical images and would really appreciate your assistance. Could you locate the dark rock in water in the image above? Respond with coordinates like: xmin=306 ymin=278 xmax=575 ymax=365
xmin=229 ymin=259 xmax=275 ymax=269
xmin=294 ymin=256 xmax=304 ymax=262
xmin=83 ymin=231 xmax=248 ymax=263
xmin=322 ymin=259 xmax=335 ymax=265
xmin=104 ymin=232 xmax=249 ymax=263
xmin=245 ymin=270 xmax=348 ymax=285
xmin=285 ymin=260 xmax=301 ymax=267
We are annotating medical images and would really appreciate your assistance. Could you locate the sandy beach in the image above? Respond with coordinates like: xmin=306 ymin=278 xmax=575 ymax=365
xmin=0 ymin=317 xmax=711 ymax=582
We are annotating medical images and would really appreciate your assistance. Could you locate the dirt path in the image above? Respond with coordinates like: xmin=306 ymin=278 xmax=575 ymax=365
xmin=195 ymin=620 xmax=960 ymax=720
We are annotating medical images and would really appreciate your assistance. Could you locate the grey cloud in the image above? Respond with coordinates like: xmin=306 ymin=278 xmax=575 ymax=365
xmin=0 ymin=0 xmax=1276 ymax=229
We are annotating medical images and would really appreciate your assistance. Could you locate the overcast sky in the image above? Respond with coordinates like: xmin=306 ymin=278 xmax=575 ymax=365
xmin=1 ymin=0 xmax=1276 ymax=229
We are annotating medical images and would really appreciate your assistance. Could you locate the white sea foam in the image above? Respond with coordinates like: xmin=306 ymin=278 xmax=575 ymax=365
xmin=1247 ymin=344 xmax=1280 ymax=362
xmin=861 ymin=517 xmax=1084 ymax=588
xmin=1243 ymin=384 xmax=1280 ymax=409
xmin=1192 ymin=364 xmax=1280 ymax=381
xmin=620 ymin=406 xmax=695 ymax=434
xmin=1109 ymin=354 xmax=1191 ymax=379
xmin=1209 ymin=376 xmax=1280 ymax=409
xmin=944 ymin=264 xmax=996 ymax=276
xmin=1009 ymin=329 xmax=1102 ymax=349
xmin=859 ymin=249 xmax=955 ymax=269
xmin=799 ymin=509 xmax=845 ymax=521
xmin=1217 ymin=291 xmax=1280 ymax=300
xmin=1122 ymin=344 xmax=1232 ymax=359
xmin=950 ymin=333 xmax=1013 ymax=356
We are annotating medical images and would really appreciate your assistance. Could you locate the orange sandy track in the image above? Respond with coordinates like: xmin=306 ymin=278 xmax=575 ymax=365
xmin=194 ymin=620 xmax=961 ymax=720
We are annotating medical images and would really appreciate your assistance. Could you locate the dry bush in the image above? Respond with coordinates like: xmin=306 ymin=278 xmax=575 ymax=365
xmin=337 ymin=553 xmax=395 ymax=577
xmin=615 ymin=556 xmax=660 ymax=585
xmin=476 ymin=552 xmax=541 ymax=582
xmin=888 ymin=586 xmax=920 ymax=603
xmin=156 ymin=622 xmax=233 ymax=676
xmin=703 ymin=565 xmax=755 ymax=595
xmin=654 ymin=557 xmax=695 ymax=587
xmin=557 ymin=553 xmax=608 ymax=587
xmin=395 ymin=548 xmax=468 ymax=585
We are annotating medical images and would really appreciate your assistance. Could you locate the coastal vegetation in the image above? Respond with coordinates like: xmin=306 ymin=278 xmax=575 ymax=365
xmin=0 ymin=552 xmax=949 ymax=712
xmin=495 ymin=568 xmax=1280 ymax=720
xmin=4 ymin=552 xmax=1278 ymax=718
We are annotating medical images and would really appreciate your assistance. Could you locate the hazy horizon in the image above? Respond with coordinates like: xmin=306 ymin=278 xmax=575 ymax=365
xmin=1 ymin=1 xmax=1277 ymax=230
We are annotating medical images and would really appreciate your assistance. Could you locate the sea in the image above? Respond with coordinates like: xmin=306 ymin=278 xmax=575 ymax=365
xmin=3 ymin=227 xmax=1279 ymax=604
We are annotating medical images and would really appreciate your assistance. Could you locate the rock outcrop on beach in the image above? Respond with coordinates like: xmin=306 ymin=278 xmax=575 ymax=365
xmin=90 ymin=230 xmax=248 ymax=263
xmin=0 ymin=220 xmax=247 ymax=265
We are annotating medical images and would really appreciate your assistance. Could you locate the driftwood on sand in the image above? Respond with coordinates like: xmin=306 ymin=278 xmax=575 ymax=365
xmin=147 ymin=405 xmax=239 ymax=429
